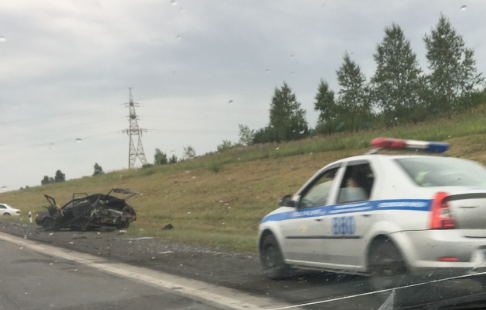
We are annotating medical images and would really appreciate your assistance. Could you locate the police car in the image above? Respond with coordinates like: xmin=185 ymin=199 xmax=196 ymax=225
xmin=258 ymin=138 xmax=486 ymax=290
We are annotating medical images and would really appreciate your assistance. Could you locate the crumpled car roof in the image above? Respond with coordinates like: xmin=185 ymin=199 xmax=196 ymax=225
xmin=112 ymin=188 xmax=141 ymax=195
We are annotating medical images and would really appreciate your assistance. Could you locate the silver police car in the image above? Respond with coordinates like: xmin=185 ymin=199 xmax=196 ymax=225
xmin=258 ymin=138 xmax=486 ymax=290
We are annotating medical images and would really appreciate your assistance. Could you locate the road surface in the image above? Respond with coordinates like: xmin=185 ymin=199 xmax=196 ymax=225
xmin=0 ymin=239 xmax=217 ymax=310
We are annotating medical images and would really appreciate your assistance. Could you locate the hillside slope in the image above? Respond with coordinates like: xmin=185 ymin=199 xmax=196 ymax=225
xmin=2 ymin=105 xmax=486 ymax=252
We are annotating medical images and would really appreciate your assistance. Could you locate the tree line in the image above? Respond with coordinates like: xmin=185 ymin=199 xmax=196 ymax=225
xmin=231 ymin=14 xmax=485 ymax=147
xmin=40 ymin=163 xmax=106 ymax=185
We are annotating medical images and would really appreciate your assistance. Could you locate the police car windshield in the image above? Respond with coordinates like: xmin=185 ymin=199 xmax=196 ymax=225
xmin=396 ymin=157 xmax=486 ymax=187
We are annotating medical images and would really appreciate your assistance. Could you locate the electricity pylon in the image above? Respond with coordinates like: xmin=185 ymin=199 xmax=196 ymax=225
xmin=122 ymin=88 xmax=148 ymax=168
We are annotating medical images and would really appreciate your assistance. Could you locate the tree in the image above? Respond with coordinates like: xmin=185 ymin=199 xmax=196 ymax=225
xmin=93 ymin=163 xmax=104 ymax=176
xmin=217 ymin=140 xmax=233 ymax=152
xmin=217 ymin=140 xmax=242 ymax=152
xmin=371 ymin=24 xmax=426 ymax=125
xmin=268 ymin=82 xmax=309 ymax=142
xmin=41 ymin=176 xmax=51 ymax=185
xmin=314 ymin=79 xmax=337 ymax=123
xmin=183 ymin=145 xmax=196 ymax=159
xmin=424 ymin=14 xmax=484 ymax=113
xmin=238 ymin=124 xmax=255 ymax=146
xmin=169 ymin=154 xmax=178 ymax=164
xmin=335 ymin=52 xmax=372 ymax=131
xmin=54 ymin=170 xmax=65 ymax=183
xmin=154 ymin=148 xmax=168 ymax=165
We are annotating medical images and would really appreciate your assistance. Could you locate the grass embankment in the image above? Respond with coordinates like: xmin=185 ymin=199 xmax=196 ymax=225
xmin=2 ymin=104 xmax=486 ymax=252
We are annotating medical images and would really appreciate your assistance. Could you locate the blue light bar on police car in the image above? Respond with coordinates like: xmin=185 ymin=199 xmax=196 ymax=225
xmin=371 ymin=137 xmax=449 ymax=153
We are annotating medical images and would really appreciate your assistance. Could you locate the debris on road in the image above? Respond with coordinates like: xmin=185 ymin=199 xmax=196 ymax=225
xmin=35 ymin=188 xmax=141 ymax=232
xmin=161 ymin=224 xmax=173 ymax=230
xmin=116 ymin=237 xmax=155 ymax=241
xmin=72 ymin=235 xmax=87 ymax=240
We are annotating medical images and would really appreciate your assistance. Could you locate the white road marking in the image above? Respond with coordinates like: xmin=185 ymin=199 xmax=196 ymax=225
xmin=0 ymin=232 xmax=297 ymax=310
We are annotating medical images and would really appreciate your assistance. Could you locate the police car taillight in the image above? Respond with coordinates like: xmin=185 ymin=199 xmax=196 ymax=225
xmin=371 ymin=138 xmax=449 ymax=153
xmin=430 ymin=192 xmax=455 ymax=229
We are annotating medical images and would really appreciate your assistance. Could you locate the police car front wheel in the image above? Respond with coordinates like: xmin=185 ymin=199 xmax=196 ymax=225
xmin=260 ymin=233 xmax=291 ymax=279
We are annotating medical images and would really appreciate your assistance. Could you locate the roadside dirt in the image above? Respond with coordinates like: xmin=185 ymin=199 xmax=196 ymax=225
xmin=0 ymin=220 xmax=383 ymax=309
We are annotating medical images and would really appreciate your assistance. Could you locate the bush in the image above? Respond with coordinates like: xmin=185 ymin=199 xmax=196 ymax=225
xmin=207 ymin=161 xmax=223 ymax=173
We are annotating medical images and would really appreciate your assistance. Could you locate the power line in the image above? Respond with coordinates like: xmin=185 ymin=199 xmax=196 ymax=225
xmin=0 ymin=105 xmax=118 ymax=126
xmin=0 ymin=117 xmax=124 ymax=137
xmin=148 ymin=128 xmax=239 ymax=133
xmin=141 ymin=103 xmax=268 ymax=114
xmin=0 ymin=131 xmax=121 ymax=152
xmin=0 ymin=119 xmax=124 ymax=147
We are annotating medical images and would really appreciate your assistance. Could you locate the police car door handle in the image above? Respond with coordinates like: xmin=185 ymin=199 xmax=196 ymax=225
xmin=315 ymin=218 xmax=323 ymax=222
xmin=361 ymin=214 xmax=371 ymax=217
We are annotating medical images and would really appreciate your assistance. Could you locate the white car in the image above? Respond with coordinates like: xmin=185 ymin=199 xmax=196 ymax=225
xmin=0 ymin=203 xmax=21 ymax=216
xmin=258 ymin=138 xmax=486 ymax=290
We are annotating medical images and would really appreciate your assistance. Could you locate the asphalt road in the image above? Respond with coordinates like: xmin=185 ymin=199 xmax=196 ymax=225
xmin=2 ymin=221 xmax=486 ymax=310
xmin=0 ymin=239 xmax=217 ymax=310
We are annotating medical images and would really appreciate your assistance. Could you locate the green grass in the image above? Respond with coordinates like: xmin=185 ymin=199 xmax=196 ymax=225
xmin=2 ymin=104 xmax=486 ymax=252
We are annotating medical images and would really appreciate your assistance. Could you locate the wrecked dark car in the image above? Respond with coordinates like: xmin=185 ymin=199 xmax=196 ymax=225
xmin=35 ymin=188 xmax=140 ymax=231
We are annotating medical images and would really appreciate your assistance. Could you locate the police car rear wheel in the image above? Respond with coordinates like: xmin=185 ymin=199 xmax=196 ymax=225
xmin=369 ymin=240 xmax=407 ymax=291
xmin=260 ymin=234 xmax=291 ymax=279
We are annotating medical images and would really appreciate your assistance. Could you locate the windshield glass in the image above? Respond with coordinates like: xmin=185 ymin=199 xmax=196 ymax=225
xmin=2 ymin=1 xmax=486 ymax=310
xmin=396 ymin=157 xmax=486 ymax=187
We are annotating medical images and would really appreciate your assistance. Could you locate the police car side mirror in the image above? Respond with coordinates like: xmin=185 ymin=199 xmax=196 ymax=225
xmin=279 ymin=195 xmax=294 ymax=207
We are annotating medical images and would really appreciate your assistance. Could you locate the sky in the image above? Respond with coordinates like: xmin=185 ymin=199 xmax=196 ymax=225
xmin=0 ymin=0 xmax=485 ymax=191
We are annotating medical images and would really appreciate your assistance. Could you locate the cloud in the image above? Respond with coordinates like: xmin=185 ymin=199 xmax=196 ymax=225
xmin=0 ymin=0 xmax=485 ymax=189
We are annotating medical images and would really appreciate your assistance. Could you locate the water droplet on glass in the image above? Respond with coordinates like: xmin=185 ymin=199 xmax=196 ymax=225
xmin=290 ymin=54 xmax=294 ymax=58
xmin=23 ymin=235 xmax=27 ymax=239
xmin=49 ymin=233 xmax=54 ymax=236
xmin=171 ymin=0 xmax=177 ymax=6
xmin=179 ymin=7 xmax=185 ymax=13
xmin=152 ymin=257 xmax=155 ymax=259
xmin=299 ymin=130 xmax=305 ymax=134
xmin=291 ymin=72 xmax=295 ymax=75
xmin=0 ymin=36 xmax=6 ymax=42
xmin=76 ymin=138 xmax=82 ymax=143
xmin=275 ymin=147 xmax=279 ymax=150
xmin=222 ymin=222 xmax=225 ymax=225
xmin=448 ymin=135 xmax=451 ymax=138
xmin=460 ymin=5 xmax=467 ymax=11
xmin=49 ymin=263 xmax=53 ymax=265
xmin=237 ymin=158 xmax=241 ymax=160
xmin=185 ymin=171 xmax=190 ymax=173
xmin=228 ymin=207 xmax=231 ymax=209
xmin=335 ymin=122 xmax=345 ymax=131
xmin=266 ymin=69 xmax=270 ymax=73
xmin=187 ymin=211 xmax=191 ymax=214
xmin=73 ymin=269 xmax=78 ymax=272
xmin=228 ymin=100 xmax=233 ymax=104
xmin=176 ymin=35 xmax=181 ymax=40
xmin=1 ymin=186 xmax=6 ymax=189
xmin=310 ymin=152 xmax=313 ymax=155
xmin=219 ymin=200 xmax=224 ymax=203
xmin=192 ymin=176 xmax=196 ymax=179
